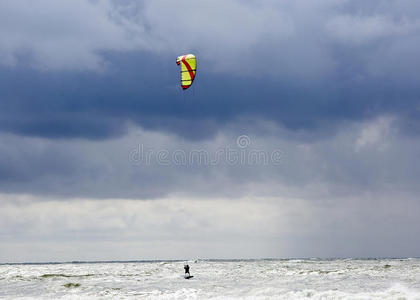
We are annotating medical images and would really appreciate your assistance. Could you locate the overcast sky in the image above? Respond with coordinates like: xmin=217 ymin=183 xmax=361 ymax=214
xmin=1 ymin=0 xmax=420 ymax=263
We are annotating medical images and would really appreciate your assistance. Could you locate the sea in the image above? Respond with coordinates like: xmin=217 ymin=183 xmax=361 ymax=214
xmin=1 ymin=258 xmax=419 ymax=299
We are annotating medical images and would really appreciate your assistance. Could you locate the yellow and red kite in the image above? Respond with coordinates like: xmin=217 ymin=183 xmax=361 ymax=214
xmin=176 ymin=54 xmax=197 ymax=90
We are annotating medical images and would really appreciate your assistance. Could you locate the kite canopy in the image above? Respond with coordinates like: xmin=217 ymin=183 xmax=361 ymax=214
xmin=176 ymin=54 xmax=197 ymax=90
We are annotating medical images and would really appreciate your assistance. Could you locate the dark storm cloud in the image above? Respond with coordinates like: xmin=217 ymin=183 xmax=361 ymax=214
xmin=0 ymin=116 xmax=418 ymax=200
xmin=0 ymin=0 xmax=419 ymax=201
xmin=0 ymin=0 xmax=420 ymax=140
xmin=2 ymin=1 xmax=420 ymax=261
xmin=0 ymin=52 xmax=419 ymax=141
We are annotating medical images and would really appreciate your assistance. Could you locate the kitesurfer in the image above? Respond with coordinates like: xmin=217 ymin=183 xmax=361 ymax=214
xmin=184 ymin=264 xmax=190 ymax=276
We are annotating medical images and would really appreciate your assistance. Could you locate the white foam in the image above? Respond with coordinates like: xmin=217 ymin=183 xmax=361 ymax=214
xmin=0 ymin=259 xmax=419 ymax=299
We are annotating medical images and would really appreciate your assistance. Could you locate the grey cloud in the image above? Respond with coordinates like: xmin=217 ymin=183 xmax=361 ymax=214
xmin=1 ymin=189 xmax=420 ymax=262
xmin=1 ymin=0 xmax=419 ymax=142
xmin=1 ymin=0 xmax=420 ymax=82
xmin=0 ymin=0 xmax=148 ymax=71
xmin=0 ymin=0 xmax=419 ymax=262
xmin=0 ymin=116 xmax=418 ymax=200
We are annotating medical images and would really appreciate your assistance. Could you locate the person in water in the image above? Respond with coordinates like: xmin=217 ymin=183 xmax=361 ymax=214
xmin=184 ymin=264 xmax=190 ymax=276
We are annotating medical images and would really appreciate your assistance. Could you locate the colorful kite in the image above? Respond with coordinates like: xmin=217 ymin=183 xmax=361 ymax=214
xmin=176 ymin=54 xmax=197 ymax=90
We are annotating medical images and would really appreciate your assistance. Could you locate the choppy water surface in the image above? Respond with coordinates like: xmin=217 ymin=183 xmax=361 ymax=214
xmin=1 ymin=259 xmax=419 ymax=299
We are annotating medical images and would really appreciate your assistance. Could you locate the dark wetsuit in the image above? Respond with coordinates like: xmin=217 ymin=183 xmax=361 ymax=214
xmin=184 ymin=265 xmax=190 ymax=275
